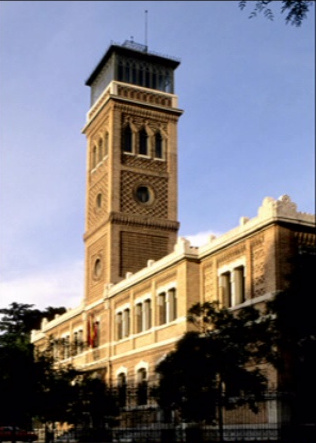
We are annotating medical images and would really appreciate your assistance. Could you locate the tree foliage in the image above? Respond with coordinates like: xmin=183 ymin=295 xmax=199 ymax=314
xmin=154 ymin=302 xmax=270 ymax=423
xmin=0 ymin=302 xmax=66 ymax=338
xmin=239 ymin=1 xmax=313 ymax=26
xmin=0 ymin=302 xmax=118 ymax=433
xmin=265 ymin=249 xmax=316 ymax=424
xmin=0 ymin=302 xmax=69 ymax=427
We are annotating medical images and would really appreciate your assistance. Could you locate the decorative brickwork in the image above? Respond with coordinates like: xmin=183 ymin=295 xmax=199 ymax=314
xmin=117 ymin=84 xmax=172 ymax=107
xmin=87 ymin=234 xmax=107 ymax=303
xmin=87 ymin=172 xmax=108 ymax=229
xmin=203 ymin=264 xmax=215 ymax=302
xmin=155 ymin=271 xmax=177 ymax=289
xmin=122 ymin=154 xmax=167 ymax=172
xmin=121 ymin=109 xmax=170 ymax=131
xmin=251 ymin=245 xmax=266 ymax=298
xmin=120 ymin=171 xmax=168 ymax=218
xmin=120 ymin=231 xmax=168 ymax=277
xmin=217 ymin=245 xmax=246 ymax=266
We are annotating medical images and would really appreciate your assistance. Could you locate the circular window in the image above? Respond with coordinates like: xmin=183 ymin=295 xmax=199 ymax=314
xmin=136 ymin=186 xmax=150 ymax=203
xmin=135 ymin=185 xmax=154 ymax=204
xmin=93 ymin=258 xmax=102 ymax=279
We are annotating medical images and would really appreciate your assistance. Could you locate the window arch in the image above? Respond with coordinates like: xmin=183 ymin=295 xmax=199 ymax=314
xmin=136 ymin=368 xmax=148 ymax=406
xmin=139 ymin=128 xmax=148 ymax=156
xmin=122 ymin=125 xmax=133 ymax=153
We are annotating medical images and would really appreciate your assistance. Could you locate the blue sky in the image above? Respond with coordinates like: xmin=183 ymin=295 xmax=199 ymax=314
xmin=0 ymin=1 xmax=315 ymax=310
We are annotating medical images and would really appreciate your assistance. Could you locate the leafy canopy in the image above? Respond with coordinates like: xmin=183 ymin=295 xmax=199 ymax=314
xmin=239 ymin=1 xmax=313 ymax=26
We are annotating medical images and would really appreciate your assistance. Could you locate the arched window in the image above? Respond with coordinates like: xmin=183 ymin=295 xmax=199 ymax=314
xmin=135 ymin=303 xmax=143 ymax=333
xmin=144 ymin=299 xmax=152 ymax=330
xmin=168 ymin=288 xmax=177 ymax=322
xmin=136 ymin=368 xmax=148 ymax=405
xmin=139 ymin=128 xmax=148 ymax=156
xmin=117 ymin=372 xmax=127 ymax=407
xmin=155 ymin=131 xmax=163 ymax=159
xmin=98 ymin=138 xmax=103 ymax=163
xmin=123 ymin=125 xmax=132 ymax=153
xmin=104 ymin=131 xmax=109 ymax=157
xmin=219 ymin=272 xmax=232 ymax=308
xmin=116 ymin=312 xmax=123 ymax=340
xmin=158 ymin=292 xmax=167 ymax=325
xmin=123 ymin=309 xmax=130 ymax=338
xmin=234 ymin=266 xmax=246 ymax=305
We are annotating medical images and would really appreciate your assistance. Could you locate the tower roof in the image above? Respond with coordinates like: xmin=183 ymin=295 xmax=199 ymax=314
xmin=85 ymin=40 xmax=181 ymax=86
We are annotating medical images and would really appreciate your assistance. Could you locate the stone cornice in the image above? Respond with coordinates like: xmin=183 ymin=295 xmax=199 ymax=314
xmin=198 ymin=195 xmax=315 ymax=259
xmin=83 ymin=212 xmax=180 ymax=241
xmin=82 ymin=81 xmax=183 ymax=133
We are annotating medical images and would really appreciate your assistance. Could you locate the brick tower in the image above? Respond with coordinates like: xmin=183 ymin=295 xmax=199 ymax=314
xmin=82 ymin=40 xmax=183 ymax=305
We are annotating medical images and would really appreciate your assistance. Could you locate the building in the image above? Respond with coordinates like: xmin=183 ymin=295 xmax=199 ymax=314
xmin=31 ymin=40 xmax=315 ymax=437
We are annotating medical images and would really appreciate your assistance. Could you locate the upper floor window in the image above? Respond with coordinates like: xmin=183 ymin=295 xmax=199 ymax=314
xmin=143 ymin=299 xmax=152 ymax=330
xmin=135 ymin=303 xmax=143 ymax=333
xmin=123 ymin=125 xmax=133 ymax=153
xmin=219 ymin=264 xmax=246 ymax=307
xmin=139 ymin=128 xmax=148 ymax=156
xmin=168 ymin=288 xmax=177 ymax=322
xmin=234 ymin=266 xmax=246 ymax=305
xmin=158 ymin=292 xmax=167 ymax=325
xmin=116 ymin=312 xmax=123 ymax=340
xmin=123 ymin=309 xmax=130 ymax=338
xmin=116 ymin=308 xmax=130 ymax=340
xmin=219 ymin=272 xmax=232 ymax=308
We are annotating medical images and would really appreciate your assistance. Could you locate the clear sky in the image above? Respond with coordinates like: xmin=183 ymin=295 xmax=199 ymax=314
xmin=0 ymin=1 xmax=315 ymax=310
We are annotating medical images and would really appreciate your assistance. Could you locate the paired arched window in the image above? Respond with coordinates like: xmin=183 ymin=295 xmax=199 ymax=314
xmin=123 ymin=125 xmax=133 ymax=153
xmin=158 ymin=287 xmax=177 ymax=325
xmin=122 ymin=126 xmax=165 ymax=159
xmin=139 ymin=128 xmax=148 ymax=156
xmin=91 ymin=130 xmax=109 ymax=171
xmin=154 ymin=131 xmax=163 ymax=159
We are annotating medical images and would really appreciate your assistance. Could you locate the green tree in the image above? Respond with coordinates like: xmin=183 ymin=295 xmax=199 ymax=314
xmin=154 ymin=302 xmax=270 ymax=427
xmin=0 ymin=302 xmax=68 ymax=429
xmin=265 ymin=249 xmax=316 ymax=438
xmin=67 ymin=372 xmax=119 ymax=442
xmin=0 ymin=302 xmax=66 ymax=337
xmin=239 ymin=1 xmax=313 ymax=26
xmin=33 ymin=351 xmax=79 ymax=425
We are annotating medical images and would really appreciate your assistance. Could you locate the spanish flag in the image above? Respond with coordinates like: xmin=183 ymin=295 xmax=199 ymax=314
xmin=87 ymin=314 xmax=96 ymax=347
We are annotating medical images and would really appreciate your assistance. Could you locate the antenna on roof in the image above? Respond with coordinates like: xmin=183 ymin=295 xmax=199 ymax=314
xmin=145 ymin=10 xmax=148 ymax=50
